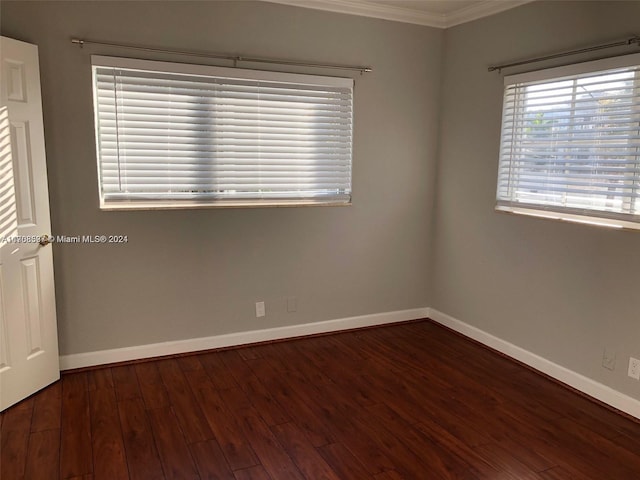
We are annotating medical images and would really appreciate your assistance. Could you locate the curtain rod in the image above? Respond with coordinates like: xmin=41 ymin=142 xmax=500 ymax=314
xmin=488 ymin=35 xmax=640 ymax=73
xmin=70 ymin=38 xmax=372 ymax=74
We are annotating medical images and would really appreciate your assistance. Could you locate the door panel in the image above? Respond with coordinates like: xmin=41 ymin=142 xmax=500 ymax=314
xmin=0 ymin=36 xmax=59 ymax=411
xmin=11 ymin=120 xmax=36 ymax=224
xmin=0 ymin=270 xmax=9 ymax=371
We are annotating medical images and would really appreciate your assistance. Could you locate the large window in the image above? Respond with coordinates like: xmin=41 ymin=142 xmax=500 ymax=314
xmin=92 ymin=56 xmax=353 ymax=209
xmin=496 ymin=54 xmax=640 ymax=229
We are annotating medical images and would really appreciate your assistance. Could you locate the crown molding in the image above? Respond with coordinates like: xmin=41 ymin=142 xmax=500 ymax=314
xmin=266 ymin=0 xmax=448 ymax=28
xmin=446 ymin=0 xmax=532 ymax=27
xmin=264 ymin=0 xmax=533 ymax=29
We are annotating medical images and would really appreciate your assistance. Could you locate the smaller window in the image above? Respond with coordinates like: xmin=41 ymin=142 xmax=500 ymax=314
xmin=496 ymin=53 xmax=640 ymax=229
xmin=92 ymin=56 xmax=353 ymax=209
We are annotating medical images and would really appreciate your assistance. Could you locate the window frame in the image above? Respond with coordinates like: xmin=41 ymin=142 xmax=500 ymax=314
xmin=91 ymin=56 xmax=354 ymax=210
xmin=496 ymin=53 xmax=640 ymax=230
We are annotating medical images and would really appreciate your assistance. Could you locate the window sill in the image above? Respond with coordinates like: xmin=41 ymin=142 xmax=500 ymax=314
xmin=99 ymin=199 xmax=352 ymax=211
xmin=495 ymin=205 xmax=640 ymax=232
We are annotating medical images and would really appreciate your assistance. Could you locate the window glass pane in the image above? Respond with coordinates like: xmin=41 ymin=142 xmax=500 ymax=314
xmin=92 ymin=57 xmax=354 ymax=209
xmin=497 ymin=56 xmax=640 ymax=228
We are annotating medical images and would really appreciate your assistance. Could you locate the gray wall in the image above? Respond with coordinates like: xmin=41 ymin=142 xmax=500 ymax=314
xmin=4 ymin=0 xmax=637 ymax=402
xmin=1 ymin=1 xmax=441 ymax=354
xmin=433 ymin=1 xmax=640 ymax=399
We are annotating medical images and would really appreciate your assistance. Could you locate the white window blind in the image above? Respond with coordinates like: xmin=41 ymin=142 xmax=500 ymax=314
xmin=496 ymin=53 xmax=640 ymax=229
xmin=92 ymin=56 xmax=353 ymax=209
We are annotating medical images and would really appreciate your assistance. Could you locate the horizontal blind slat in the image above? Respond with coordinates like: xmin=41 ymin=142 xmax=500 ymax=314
xmin=93 ymin=59 xmax=353 ymax=205
xmin=497 ymin=58 xmax=640 ymax=222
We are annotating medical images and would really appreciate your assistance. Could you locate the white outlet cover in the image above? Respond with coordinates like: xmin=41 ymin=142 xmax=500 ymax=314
xmin=628 ymin=357 xmax=640 ymax=380
xmin=602 ymin=349 xmax=616 ymax=371
xmin=287 ymin=296 xmax=297 ymax=313
xmin=256 ymin=301 xmax=265 ymax=318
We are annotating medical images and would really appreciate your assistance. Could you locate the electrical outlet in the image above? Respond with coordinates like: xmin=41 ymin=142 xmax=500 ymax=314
xmin=628 ymin=357 xmax=640 ymax=380
xmin=255 ymin=301 xmax=265 ymax=318
xmin=602 ymin=349 xmax=616 ymax=371
xmin=286 ymin=296 xmax=297 ymax=313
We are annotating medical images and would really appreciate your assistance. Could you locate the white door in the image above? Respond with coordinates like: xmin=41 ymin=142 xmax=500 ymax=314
xmin=0 ymin=36 xmax=59 ymax=411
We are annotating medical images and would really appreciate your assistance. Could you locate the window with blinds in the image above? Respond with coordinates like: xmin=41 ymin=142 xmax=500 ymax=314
xmin=496 ymin=53 xmax=640 ymax=229
xmin=91 ymin=56 xmax=353 ymax=209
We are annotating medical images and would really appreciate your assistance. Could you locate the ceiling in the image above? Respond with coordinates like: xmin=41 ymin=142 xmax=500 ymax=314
xmin=266 ymin=0 xmax=532 ymax=28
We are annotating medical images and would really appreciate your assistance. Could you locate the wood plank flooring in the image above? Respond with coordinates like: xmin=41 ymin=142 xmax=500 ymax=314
xmin=2 ymin=319 xmax=640 ymax=479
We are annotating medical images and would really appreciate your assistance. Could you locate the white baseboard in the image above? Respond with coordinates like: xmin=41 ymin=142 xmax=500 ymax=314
xmin=58 ymin=307 xmax=430 ymax=371
xmin=428 ymin=308 xmax=640 ymax=420
xmin=59 ymin=305 xmax=640 ymax=420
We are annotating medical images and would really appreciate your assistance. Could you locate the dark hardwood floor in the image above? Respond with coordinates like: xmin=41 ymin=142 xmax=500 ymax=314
xmin=2 ymin=319 xmax=640 ymax=479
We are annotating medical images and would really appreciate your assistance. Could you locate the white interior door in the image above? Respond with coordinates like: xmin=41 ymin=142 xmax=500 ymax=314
xmin=0 ymin=36 xmax=59 ymax=411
